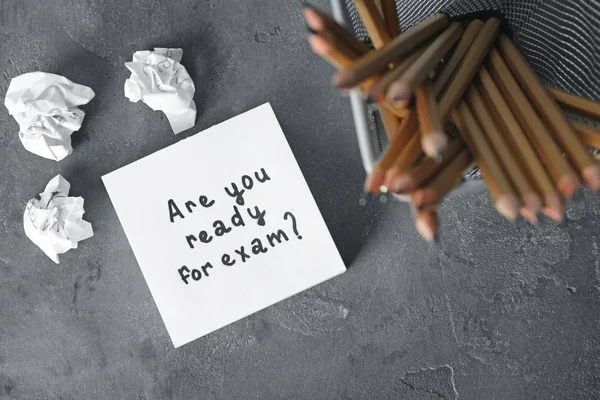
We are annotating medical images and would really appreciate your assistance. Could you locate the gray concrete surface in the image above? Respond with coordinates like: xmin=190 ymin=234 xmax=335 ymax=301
xmin=1 ymin=0 xmax=599 ymax=399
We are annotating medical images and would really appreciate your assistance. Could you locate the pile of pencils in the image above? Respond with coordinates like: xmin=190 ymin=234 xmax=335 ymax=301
xmin=304 ymin=1 xmax=600 ymax=241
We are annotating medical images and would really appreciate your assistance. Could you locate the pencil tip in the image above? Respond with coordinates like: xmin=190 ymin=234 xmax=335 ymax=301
xmin=558 ymin=173 xmax=582 ymax=198
xmin=496 ymin=195 xmax=519 ymax=222
xmin=365 ymin=169 xmax=386 ymax=193
xmin=422 ymin=132 xmax=448 ymax=160
xmin=521 ymin=193 xmax=542 ymax=221
xmin=582 ymin=164 xmax=600 ymax=191
xmin=416 ymin=212 xmax=438 ymax=242
xmin=332 ymin=72 xmax=349 ymax=89
xmin=387 ymin=82 xmax=411 ymax=103
xmin=544 ymin=194 xmax=565 ymax=222
xmin=413 ymin=188 xmax=437 ymax=209
xmin=389 ymin=174 xmax=411 ymax=193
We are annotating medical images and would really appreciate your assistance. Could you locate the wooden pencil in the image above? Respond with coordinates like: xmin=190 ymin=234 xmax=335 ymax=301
xmin=303 ymin=4 xmax=370 ymax=57
xmin=414 ymin=206 xmax=439 ymax=241
xmin=379 ymin=106 xmax=403 ymax=141
xmin=386 ymin=22 xmax=463 ymax=102
xmin=388 ymin=18 xmax=495 ymax=178
xmin=467 ymin=86 xmax=542 ymax=219
xmin=438 ymin=18 xmax=501 ymax=120
xmin=488 ymin=47 xmax=581 ymax=199
xmin=433 ymin=20 xmax=484 ymax=97
xmin=308 ymin=34 xmax=354 ymax=69
xmin=497 ymin=35 xmax=600 ymax=190
xmin=390 ymin=137 xmax=465 ymax=193
xmin=306 ymin=17 xmax=368 ymax=61
xmin=333 ymin=14 xmax=449 ymax=89
xmin=305 ymin=25 xmax=408 ymax=123
xmin=453 ymin=101 xmax=520 ymax=221
xmin=573 ymin=121 xmax=600 ymax=150
xmin=415 ymin=80 xmax=447 ymax=159
xmin=372 ymin=19 xmax=469 ymax=189
xmin=353 ymin=0 xmax=391 ymax=48
xmin=372 ymin=0 xmax=384 ymax=15
xmin=412 ymin=148 xmax=472 ymax=209
xmin=477 ymin=66 xmax=563 ymax=222
xmin=383 ymin=130 xmax=424 ymax=190
xmin=307 ymin=32 xmax=407 ymax=118
xmin=380 ymin=0 xmax=401 ymax=38
xmin=364 ymin=111 xmax=418 ymax=192
xmin=365 ymin=43 xmax=429 ymax=102
xmin=350 ymin=2 xmax=399 ymax=133
xmin=307 ymin=32 xmax=377 ymax=96
xmin=373 ymin=19 xmax=483 ymax=187
xmin=549 ymin=87 xmax=600 ymax=122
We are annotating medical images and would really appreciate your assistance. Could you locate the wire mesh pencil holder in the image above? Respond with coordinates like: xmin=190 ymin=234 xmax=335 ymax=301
xmin=329 ymin=0 xmax=600 ymax=202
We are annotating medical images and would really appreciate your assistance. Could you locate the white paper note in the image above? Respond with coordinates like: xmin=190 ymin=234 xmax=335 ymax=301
xmin=124 ymin=47 xmax=196 ymax=134
xmin=24 ymin=175 xmax=94 ymax=263
xmin=4 ymin=72 xmax=95 ymax=161
xmin=102 ymin=103 xmax=346 ymax=347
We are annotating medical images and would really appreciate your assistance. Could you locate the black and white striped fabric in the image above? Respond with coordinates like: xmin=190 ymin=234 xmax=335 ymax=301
xmin=344 ymin=0 xmax=600 ymax=100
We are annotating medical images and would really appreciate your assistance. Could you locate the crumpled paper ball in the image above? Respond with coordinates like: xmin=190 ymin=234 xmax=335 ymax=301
xmin=4 ymin=72 xmax=95 ymax=161
xmin=24 ymin=175 xmax=93 ymax=264
xmin=124 ymin=47 xmax=197 ymax=134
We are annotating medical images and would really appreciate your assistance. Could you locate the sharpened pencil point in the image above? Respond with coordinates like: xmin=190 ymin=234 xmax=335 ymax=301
xmin=496 ymin=195 xmax=519 ymax=222
xmin=333 ymin=71 xmax=353 ymax=89
xmin=383 ymin=167 xmax=402 ymax=191
xmin=303 ymin=6 xmax=325 ymax=31
xmin=413 ymin=188 xmax=437 ymax=209
xmin=387 ymin=81 xmax=411 ymax=103
xmin=363 ymin=175 xmax=373 ymax=193
xmin=306 ymin=26 xmax=318 ymax=35
xmin=582 ymin=164 xmax=600 ymax=191
xmin=520 ymin=206 xmax=538 ymax=224
xmin=389 ymin=174 xmax=411 ymax=193
xmin=365 ymin=168 xmax=385 ymax=193
xmin=416 ymin=212 xmax=438 ymax=241
xmin=521 ymin=193 xmax=542 ymax=221
xmin=557 ymin=173 xmax=582 ymax=198
xmin=543 ymin=194 xmax=565 ymax=222
xmin=422 ymin=132 xmax=448 ymax=160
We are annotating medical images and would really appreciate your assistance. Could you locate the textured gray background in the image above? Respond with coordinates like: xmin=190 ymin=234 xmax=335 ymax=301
xmin=1 ymin=0 xmax=600 ymax=399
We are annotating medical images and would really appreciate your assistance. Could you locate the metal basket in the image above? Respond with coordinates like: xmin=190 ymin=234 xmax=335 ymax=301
xmin=329 ymin=0 xmax=600 ymax=202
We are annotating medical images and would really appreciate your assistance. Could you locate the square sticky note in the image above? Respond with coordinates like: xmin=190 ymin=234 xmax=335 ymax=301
xmin=102 ymin=103 xmax=346 ymax=347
